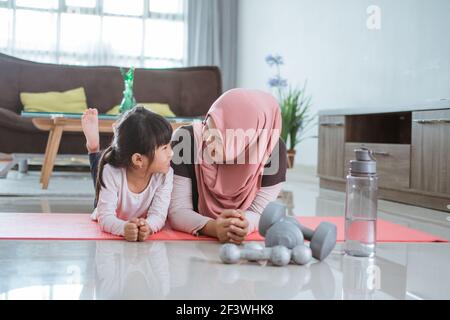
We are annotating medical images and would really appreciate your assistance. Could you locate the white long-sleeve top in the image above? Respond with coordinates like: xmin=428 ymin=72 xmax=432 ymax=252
xmin=168 ymin=175 xmax=282 ymax=235
xmin=91 ymin=164 xmax=173 ymax=236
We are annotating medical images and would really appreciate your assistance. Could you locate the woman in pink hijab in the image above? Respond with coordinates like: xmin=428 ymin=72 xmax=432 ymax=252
xmin=169 ymin=88 xmax=287 ymax=244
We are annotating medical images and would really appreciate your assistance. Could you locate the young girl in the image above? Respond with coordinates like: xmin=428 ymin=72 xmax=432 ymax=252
xmin=81 ymin=106 xmax=174 ymax=242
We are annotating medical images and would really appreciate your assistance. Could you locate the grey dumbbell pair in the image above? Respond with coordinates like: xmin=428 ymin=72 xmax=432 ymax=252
xmin=220 ymin=242 xmax=312 ymax=266
xmin=219 ymin=202 xmax=337 ymax=266
xmin=260 ymin=202 xmax=337 ymax=261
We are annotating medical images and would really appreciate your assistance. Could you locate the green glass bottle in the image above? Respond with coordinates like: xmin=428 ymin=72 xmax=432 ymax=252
xmin=119 ymin=67 xmax=137 ymax=114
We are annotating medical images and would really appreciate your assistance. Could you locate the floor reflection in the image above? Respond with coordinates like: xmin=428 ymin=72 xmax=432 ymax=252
xmin=1 ymin=240 xmax=450 ymax=299
xmin=93 ymin=242 xmax=170 ymax=299
xmin=342 ymin=255 xmax=379 ymax=300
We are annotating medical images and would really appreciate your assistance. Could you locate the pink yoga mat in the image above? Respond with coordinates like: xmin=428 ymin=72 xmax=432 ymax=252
xmin=0 ymin=213 xmax=446 ymax=242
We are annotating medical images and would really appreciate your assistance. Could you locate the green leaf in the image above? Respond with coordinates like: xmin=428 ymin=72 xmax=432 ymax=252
xmin=278 ymin=81 xmax=314 ymax=149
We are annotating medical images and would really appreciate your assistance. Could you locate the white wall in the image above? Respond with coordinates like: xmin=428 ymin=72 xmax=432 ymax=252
xmin=236 ymin=0 xmax=450 ymax=167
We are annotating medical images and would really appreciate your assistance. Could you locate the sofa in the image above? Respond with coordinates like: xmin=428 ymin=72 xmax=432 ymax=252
xmin=0 ymin=53 xmax=222 ymax=154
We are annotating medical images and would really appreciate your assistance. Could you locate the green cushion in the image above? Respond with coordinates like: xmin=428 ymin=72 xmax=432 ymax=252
xmin=20 ymin=87 xmax=88 ymax=114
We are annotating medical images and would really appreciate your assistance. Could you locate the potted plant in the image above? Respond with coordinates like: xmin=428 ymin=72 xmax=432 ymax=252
xmin=266 ymin=54 xmax=315 ymax=168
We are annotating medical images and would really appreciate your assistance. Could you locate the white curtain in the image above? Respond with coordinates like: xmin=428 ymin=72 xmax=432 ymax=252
xmin=0 ymin=0 xmax=187 ymax=68
xmin=186 ymin=0 xmax=238 ymax=91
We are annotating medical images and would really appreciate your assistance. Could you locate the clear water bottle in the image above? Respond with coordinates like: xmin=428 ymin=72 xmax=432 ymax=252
xmin=344 ymin=148 xmax=378 ymax=257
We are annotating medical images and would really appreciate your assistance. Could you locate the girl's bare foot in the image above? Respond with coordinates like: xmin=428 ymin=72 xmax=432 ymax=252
xmin=81 ymin=108 xmax=100 ymax=153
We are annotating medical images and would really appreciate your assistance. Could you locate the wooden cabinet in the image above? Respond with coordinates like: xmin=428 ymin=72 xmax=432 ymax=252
xmin=411 ymin=110 xmax=450 ymax=194
xmin=345 ymin=143 xmax=410 ymax=189
xmin=317 ymin=109 xmax=450 ymax=212
xmin=317 ymin=116 xmax=345 ymax=179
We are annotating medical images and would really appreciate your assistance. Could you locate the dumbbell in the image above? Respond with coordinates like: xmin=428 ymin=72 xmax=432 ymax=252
xmin=298 ymin=221 xmax=337 ymax=261
xmin=219 ymin=243 xmax=312 ymax=266
xmin=259 ymin=202 xmax=337 ymax=261
xmin=259 ymin=202 xmax=304 ymax=249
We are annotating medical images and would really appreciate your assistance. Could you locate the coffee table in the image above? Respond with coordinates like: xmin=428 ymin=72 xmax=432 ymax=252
xmin=22 ymin=111 xmax=199 ymax=189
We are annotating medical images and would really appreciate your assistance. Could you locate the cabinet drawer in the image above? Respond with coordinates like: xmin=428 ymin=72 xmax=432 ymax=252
xmin=317 ymin=116 xmax=345 ymax=178
xmin=412 ymin=110 xmax=450 ymax=194
xmin=344 ymin=143 xmax=411 ymax=189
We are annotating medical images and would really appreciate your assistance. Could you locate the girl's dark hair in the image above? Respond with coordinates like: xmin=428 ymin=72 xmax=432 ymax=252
xmin=95 ymin=106 xmax=173 ymax=201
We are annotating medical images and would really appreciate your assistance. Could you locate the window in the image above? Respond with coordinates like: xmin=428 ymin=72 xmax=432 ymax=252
xmin=65 ymin=0 xmax=96 ymax=8
xmin=59 ymin=13 xmax=101 ymax=59
xmin=103 ymin=16 xmax=143 ymax=56
xmin=16 ymin=0 xmax=58 ymax=9
xmin=103 ymin=0 xmax=143 ymax=16
xmin=0 ymin=8 xmax=13 ymax=48
xmin=145 ymin=19 xmax=184 ymax=61
xmin=0 ymin=0 xmax=186 ymax=68
xmin=15 ymin=10 xmax=58 ymax=51
xmin=149 ymin=0 xmax=184 ymax=15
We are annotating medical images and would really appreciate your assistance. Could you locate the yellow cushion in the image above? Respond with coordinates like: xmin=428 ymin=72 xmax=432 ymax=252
xmin=20 ymin=87 xmax=87 ymax=114
xmin=106 ymin=103 xmax=176 ymax=117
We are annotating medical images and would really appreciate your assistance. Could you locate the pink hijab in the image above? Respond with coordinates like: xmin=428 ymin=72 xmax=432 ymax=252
xmin=192 ymin=88 xmax=281 ymax=217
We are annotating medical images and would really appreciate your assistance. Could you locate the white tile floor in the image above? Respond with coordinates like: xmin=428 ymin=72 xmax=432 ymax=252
xmin=0 ymin=166 xmax=449 ymax=300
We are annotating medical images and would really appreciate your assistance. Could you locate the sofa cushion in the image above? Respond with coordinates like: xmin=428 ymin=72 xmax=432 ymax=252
xmin=20 ymin=87 xmax=88 ymax=113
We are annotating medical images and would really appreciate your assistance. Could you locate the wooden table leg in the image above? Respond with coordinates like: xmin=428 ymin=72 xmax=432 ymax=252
xmin=41 ymin=124 xmax=64 ymax=189
xmin=40 ymin=129 xmax=55 ymax=183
